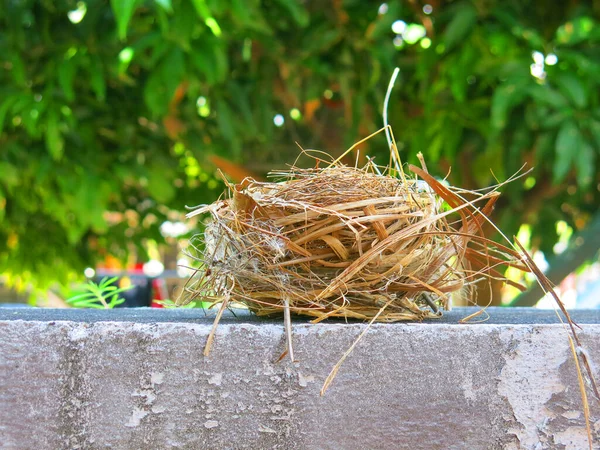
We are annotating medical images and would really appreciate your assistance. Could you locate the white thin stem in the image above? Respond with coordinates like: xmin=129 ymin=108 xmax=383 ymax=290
xmin=383 ymin=67 xmax=400 ymax=172
xmin=283 ymin=298 xmax=294 ymax=362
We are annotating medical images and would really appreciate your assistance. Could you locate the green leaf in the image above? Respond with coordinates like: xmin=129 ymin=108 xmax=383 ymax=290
xmin=520 ymin=29 xmax=545 ymax=49
xmin=589 ymin=120 xmax=600 ymax=149
xmin=147 ymin=165 xmax=176 ymax=203
xmin=98 ymin=276 xmax=120 ymax=288
xmin=528 ymin=85 xmax=569 ymax=109
xmin=68 ymin=299 xmax=97 ymax=307
xmin=556 ymin=17 xmax=596 ymax=45
xmin=9 ymin=54 xmax=26 ymax=85
xmin=58 ymin=60 xmax=76 ymax=102
xmin=143 ymin=48 xmax=184 ymax=115
xmin=166 ymin=1 xmax=196 ymax=50
xmin=540 ymin=111 xmax=569 ymax=129
xmin=190 ymin=0 xmax=211 ymax=18
xmin=228 ymin=83 xmax=256 ymax=131
xmin=211 ymin=44 xmax=229 ymax=83
xmin=301 ymin=28 xmax=341 ymax=54
xmin=553 ymin=73 xmax=587 ymax=109
xmin=230 ymin=0 xmax=273 ymax=35
xmin=189 ymin=57 xmax=213 ymax=84
xmin=89 ymin=57 xmax=106 ymax=101
xmin=190 ymin=0 xmax=222 ymax=36
xmin=575 ymin=140 xmax=595 ymax=187
xmin=274 ymin=0 xmax=309 ymax=27
xmin=154 ymin=0 xmax=173 ymax=13
xmin=558 ymin=49 xmax=600 ymax=77
xmin=0 ymin=162 xmax=19 ymax=188
xmin=108 ymin=295 xmax=126 ymax=307
xmin=0 ymin=96 xmax=18 ymax=134
xmin=443 ymin=2 xmax=477 ymax=51
xmin=553 ymin=120 xmax=580 ymax=183
xmin=66 ymin=292 xmax=96 ymax=302
xmin=110 ymin=0 xmax=139 ymax=40
xmin=491 ymin=83 xmax=526 ymax=131
xmin=45 ymin=110 xmax=64 ymax=161
xmin=216 ymin=99 xmax=236 ymax=143
xmin=72 ymin=176 xmax=106 ymax=230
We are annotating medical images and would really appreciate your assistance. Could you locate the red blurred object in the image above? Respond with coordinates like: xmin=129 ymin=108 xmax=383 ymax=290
xmin=150 ymin=278 xmax=168 ymax=308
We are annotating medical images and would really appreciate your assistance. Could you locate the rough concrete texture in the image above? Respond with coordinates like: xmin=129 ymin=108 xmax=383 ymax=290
xmin=1 ymin=318 xmax=599 ymax=449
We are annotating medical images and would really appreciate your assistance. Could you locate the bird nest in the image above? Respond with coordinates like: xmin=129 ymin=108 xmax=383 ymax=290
xmin=179 ymin=151 xmax=525 ymax=324
xmin=176 ymin=123 xmax=596 ymax=435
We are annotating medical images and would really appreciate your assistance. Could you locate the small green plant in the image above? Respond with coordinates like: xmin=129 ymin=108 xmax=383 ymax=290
xmin=154 ymin=298 xmax=210 ymax=309
xmin=67 ymin=276 xmax=133 ymax=309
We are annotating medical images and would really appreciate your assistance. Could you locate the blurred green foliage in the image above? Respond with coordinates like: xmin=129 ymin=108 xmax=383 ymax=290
xmin=0 ymin=0 xmax=599 ymax=290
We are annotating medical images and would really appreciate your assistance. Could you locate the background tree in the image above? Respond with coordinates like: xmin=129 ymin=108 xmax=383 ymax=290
xmin=1 ymin=0 xmax=599 ymax=302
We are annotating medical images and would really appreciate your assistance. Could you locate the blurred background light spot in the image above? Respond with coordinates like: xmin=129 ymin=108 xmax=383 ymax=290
xmin=524 ymin=176 xmax=536 ymax=190
xmin=143 ymin=260 xmax=164 ymax=278
xmin=119 ymin=47 xmax=134 ymax=64
xmin=467 ymin=75 xmax=476 ymax=85
xmin=532 ymin=51 xmax=544 ymax=65
xmin=553 ymin=220 xmax=573 ymax=255
xmin=393 ymin=35 xmax=404 ymax=49
xmin=530 ymin=63 xmax=546 ymax=80
xmin=197 ymin=96 xmax=210 ymax=117
xmin=177 ymin=257 xmax=194 ymax=278
xmin=273 ymin=114 xmax=285 ymax=127
xmin=403 ymin=24 xmax=427 ymax=44
xmin=516 ymin=224 xmax=532 ymax=249
xmin=66 ymin=47 xmax=78 ymax=59
xmin=324 ymin=89 xmax=333 ymax=99
xmin=160 ymin=221 xmax=188 ymax=238
xmin=530 ymin=52 xmax=546 ymax=80
xmin=68 ymin=2 xmax=87 ymax=24
xmin=290 ymin=108 xmax=301 ymax=120
xmin=378 ymin=3 xmax=388 ymax=15
xmin=545 ymin=53 xmax=558 ymax=65
xmin=420 ymin=37 xmax=431 ymax=49
xmin=84 ymin=267 xmax=95 ymax=278
xmin=391 ymin=20 xmax=406 ymax=35
xmin=423 ymin=4 xmax=433 ymax=14
xmin=34 ymin=94 xmax=42 ymax=102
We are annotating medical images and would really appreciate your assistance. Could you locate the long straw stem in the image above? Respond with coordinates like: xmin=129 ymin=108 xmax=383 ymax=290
xmin=383 ymin=67 xmax=401 ymax=173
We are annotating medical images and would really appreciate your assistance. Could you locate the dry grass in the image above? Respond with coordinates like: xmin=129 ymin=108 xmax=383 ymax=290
xmin=179 ymin=146 xmax=527 ymax=324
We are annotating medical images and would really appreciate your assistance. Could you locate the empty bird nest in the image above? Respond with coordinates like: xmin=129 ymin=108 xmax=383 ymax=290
xmin=175 ymin=124 xmax=597 ymax=439
xmin=178 ymin=138 xmax=528 ymax=327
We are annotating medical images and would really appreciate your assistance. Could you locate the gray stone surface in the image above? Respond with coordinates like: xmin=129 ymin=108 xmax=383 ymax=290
xmin=1 ymin=308 xmax=600 ymax=449
xmin=2 ymin=305 xmax=600 ymax=324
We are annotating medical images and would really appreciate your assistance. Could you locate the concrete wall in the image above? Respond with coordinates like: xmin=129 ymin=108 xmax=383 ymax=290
xmin=1 ymin=308 xmax=599 ymax=449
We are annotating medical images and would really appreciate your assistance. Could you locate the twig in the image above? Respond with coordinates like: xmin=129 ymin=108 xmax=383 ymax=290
xmin=204 ymin=294 xmax=230 ymax=356
xmin=321 ymin=298 xmax=393 ymax=395
xmin=283 ymin=297 xmax=295 ymax=362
